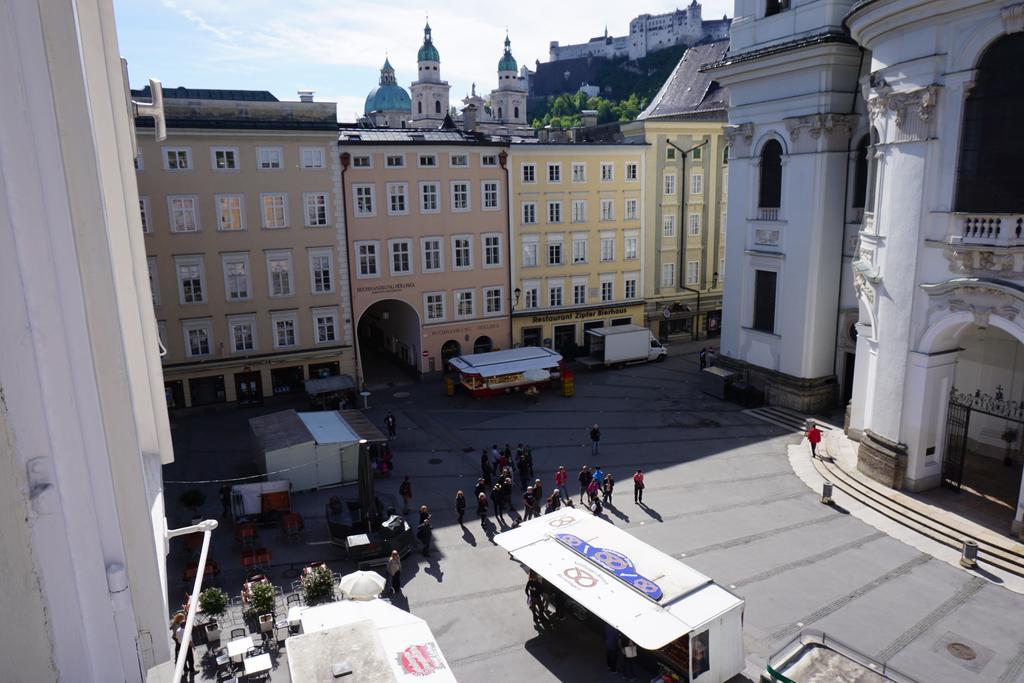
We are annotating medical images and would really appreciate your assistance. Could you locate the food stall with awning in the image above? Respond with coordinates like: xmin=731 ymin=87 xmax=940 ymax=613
xmin=448 ymin=346 xmax=563 ymax=397
xmin=495 ymin=507 xmax=744 ymax=682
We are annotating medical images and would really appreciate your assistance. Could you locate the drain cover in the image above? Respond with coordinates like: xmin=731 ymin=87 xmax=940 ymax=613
xmin=393 ymin=391 xmax=410 ymax=399
xmin=428 ymin=458 xmax=443 ymax=465
xmin=947 ymin=643 xmax=977 ymax=661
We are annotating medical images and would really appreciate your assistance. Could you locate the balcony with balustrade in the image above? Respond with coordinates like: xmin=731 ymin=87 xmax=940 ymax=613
xmin=944 ymin=214 xmax=1024 ymax=276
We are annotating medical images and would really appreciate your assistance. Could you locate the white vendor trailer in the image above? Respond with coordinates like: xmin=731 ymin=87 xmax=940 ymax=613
xmin=578 ymin=325 xmax=667 ymax=368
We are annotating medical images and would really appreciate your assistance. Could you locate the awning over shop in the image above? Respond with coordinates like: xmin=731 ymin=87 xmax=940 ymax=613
xmin=305 ymin=374 xmax=356 ymax=396
xmin=495 ymin=507 xmax=742 ymax=650
xmin=449 ymin=346 xmax=562 ymax=378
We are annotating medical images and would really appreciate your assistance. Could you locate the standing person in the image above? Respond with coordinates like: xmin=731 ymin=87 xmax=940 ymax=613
xmin=602 ymin=473 xmax=614 ymax=504
xmin=593 ymin=465 xmax=605 ymax=488
xmin=474 ymin=477 xmax=487 ymax=501
xmin=384 ymin=411 xmax=397 ymax=439
xmin=516 ymin=450 xmax=530 ymax=490
xmin=523 ymin=445 xmax=535 ymax=479
xmin=708 ymin=347 xmax=717 ymax=367
xmin=533 ymin=479 xmax=544 ymax=505
xmin=525 ymin=571 xmax=550 ymax=630
xmin=620 ymin=635 xmax=638 ymax=679
xmin=477 ymin=492 xmax=489 ymax=524
xmin=555 ymin=466 xmax=568 ymax=500
xmin=170 ymin=613 xmax=196 ymax=679
xmin=806 ymin=421 xmax=823 ymax=459
xmin=578 ymin=465 xmax=593 ymax=504
xmin=398 ymin=476 xmax=413 ymax=515
xmin=481 ymin=450 xmax=493 ymax=485
xmin=219 ymin=484 xmax=231 ymax=517
xmin=491 ymin=480 xmax=504 ymax=521
xmin=523 ymin=487 xmax=536 ymax=520
xmin=544 ymin=494 xmax=557 ymax=515
xmin=699 ymin=347 xmax=707 ymax=370
xmin=502 ymin=477 xmax=515 ymax=519
xmin=604 ymin=624 xmax=619 ymax=673
xmin=416 ymin=518 xmax=432 ymax=556
xmin=633 ymin=469 xmax=645 ymax=504
xmin=387 ymin=550 xmax=402 ymax=595
xmin=590 ymin=424 xmax=601 ymax=456
xmin=455 ymin=491 xmax=466 ymax=525
xmin=491 ymin=444 xmax=501 ymax=470
xmin=587 ymin=477 xmax=599 ymax=506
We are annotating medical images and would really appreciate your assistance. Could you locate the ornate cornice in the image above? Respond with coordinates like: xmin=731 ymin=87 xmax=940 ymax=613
xmin=784 ymin=113 xmax=858 ymax=153
xmin=1003 ymin=2 xmax=1024 ymax=34
xmin=724 ymin=122 xmax=754 ymax=155
xmin=867 ymin=85 xmax=941 ymax=141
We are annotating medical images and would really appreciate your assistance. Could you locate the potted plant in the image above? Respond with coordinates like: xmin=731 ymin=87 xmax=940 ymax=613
xmin=301 ymin=564 xmax=335 ymax=606
xmin=1002 ymin=428 xmax=1018 ymax=466
xmin=248 ymin=581 xmax=276 ymax=633
xmin=198 ymin=587 xmax=228 ymax=644
xmin=179 ymin=489 xmax=207 ymax=523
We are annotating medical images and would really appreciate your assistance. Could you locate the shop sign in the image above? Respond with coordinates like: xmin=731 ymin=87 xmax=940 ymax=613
xmin=356 ymin=282 xmax=417 ymax=295
xmin=426 ymin=320 xmax=505 ymax=337
xmin=555 ymin=532 xmax=663 ymax=601
xmin=526 ymin=306 xmax=630 ymax=324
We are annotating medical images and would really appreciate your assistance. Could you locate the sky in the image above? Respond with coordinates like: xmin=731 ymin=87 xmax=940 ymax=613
xmin=113 ymin=0 xmax=733 ymax=122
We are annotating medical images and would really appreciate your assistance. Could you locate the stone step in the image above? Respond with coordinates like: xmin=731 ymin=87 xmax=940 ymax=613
xmin=744 ymin=406 xmax=826 ymax=433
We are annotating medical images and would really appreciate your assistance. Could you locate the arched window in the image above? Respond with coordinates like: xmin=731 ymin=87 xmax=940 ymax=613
xmin=417 ymin=101 xmax=422 ymax=114
xmin=758 ymin=139 xmax=783 ymax=209
xmin=514 ymin=106 xmax=519 ymax=119
xmin=956 ymin=33 xmax=1024 ymax=212
xmin=498 ymin=107 xmax=503 ymax=120
xmin=435 ymin=100 xmax=441 ymax=114
xmin=852 ymin=135 xmax=870 ymax=210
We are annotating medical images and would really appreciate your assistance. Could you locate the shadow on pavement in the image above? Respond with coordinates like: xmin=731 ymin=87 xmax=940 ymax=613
xmin=638 ymin=503 xmax=663 ymax=522
xmin=460 ymin=524 xmax=477 ymax=546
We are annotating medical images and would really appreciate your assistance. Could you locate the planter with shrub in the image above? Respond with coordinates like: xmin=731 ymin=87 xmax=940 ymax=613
xmin=198 ymin=587 xmax=228 ymax=643
xmin=301 ymin=565 xmax=335 ymax=606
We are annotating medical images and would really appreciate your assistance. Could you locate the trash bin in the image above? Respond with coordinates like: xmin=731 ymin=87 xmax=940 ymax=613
xmin=444 ymin=378 xmax=454 ymax=396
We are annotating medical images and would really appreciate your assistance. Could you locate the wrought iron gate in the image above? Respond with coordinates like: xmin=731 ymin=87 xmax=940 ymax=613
xmin=942 ymin=387 xmax=1024 ymax=489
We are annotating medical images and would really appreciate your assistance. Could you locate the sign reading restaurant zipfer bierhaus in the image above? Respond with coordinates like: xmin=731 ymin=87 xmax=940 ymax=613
xmin=525 ymin=306 xmax=629 ymax=324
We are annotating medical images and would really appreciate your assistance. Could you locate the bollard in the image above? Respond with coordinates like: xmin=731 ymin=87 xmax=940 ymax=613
xmin=959 ymin=540 xmax=979 ymax=569
xmin=820 ymin=481 xmax=834 ymax=505
xmin=360 ymin=390 xmax=371 ymax=410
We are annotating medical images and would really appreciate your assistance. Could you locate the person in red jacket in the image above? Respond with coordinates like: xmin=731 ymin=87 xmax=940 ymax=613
xmin=806 ymin=422 xmax=823 ymax=459
xmin=633 ymin=469 xmax=645 ymax=504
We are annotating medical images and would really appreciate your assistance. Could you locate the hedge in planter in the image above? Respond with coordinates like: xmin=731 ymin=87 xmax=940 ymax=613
xmin=248 ymin=581 xmax=277 ymax=618
xmin=199 ymin=587 xmax=229 ymax=642
xmin=301 ymin=565 xmax=335 ymax=606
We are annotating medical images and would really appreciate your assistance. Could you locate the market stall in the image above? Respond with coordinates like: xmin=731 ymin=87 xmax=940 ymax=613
xmin=249 ymin=409 xmax=362 ymax=491
xmin=448 ymin=346 xmax=563 ymax=397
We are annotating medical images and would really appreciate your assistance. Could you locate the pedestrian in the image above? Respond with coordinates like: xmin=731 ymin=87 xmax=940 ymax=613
xmin=533 ymin=479 xmax=543 ymax=504
xmin=219 ymin=484 xmax=231 ymax=517
xmin=503 ymin=443 xmax=513 ymax=462
xmin=525 ymin=571 xmax=550 ymax=630
xmin=590 ymin=424 xmax=601 ymax=455
xmin=593 ymin=465 xmax=605 ymax=487
xmin=708 ymin=347 xmax=717 ymax=366
xmin=620 ymin=635 xmax=638 ymax=679
xmin=385 ymin=411 xmax=397 ymax=439
xmin=170 ymin=613 xmax=196 ymax=679
xmin=474 ymin=477 xmax=487 ymax=501
xmin=477 ymin=492 xmax=489 ymax=523
xmin=699 ymin=346 xmax=707 ymax=369
xmin=578 ymin=465 xmax=593 ymax=504
xmin=481 ymin=450 xmax=493 ymax=485
xmin=455 ymin=491 xmax=466 ymax=525
xmin=416 ymin=518 xmax=432 ymax=556
xmin=587 ymin=477 xmax=599 ymax=505
xmin=517 ymin=450 xmax=530 ymax=489
xmin=491 ymin=444 xmax=501 ymax=469
xmin=806 ymin=421 xmax=823 ymax=459
xmin=633 ymin=469 xmax=645 ymax=504
xmin=523 ymin=445 xmax=535 ymax=479
xmin=523 ymin=486 xmax=536 ymax=520
xmin=399 ymin=476 xmax=413 ymax=514
xmin=602 ymin=473 xmax=614 ymax=504
xmin=491 ymin=480 xmax=504 ymax=520
xmin=604 ymin=624 xmax=619 ymax=672
xmin=387 ymin=550 xmax=402 ymax=595
xmin=497 ymin=449 xmax=508 ymax=472
xmin=418 ymin=505 xmax=431 ymax=527
xmin=555 ymin=466 xmax=568 ymax=500
xmin=502 ymin=477 xmax=515 ymax=518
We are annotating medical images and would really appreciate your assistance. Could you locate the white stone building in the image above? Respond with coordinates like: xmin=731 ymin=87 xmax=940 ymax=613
xmin=708 ymin=0 xmax=1024 ymax=537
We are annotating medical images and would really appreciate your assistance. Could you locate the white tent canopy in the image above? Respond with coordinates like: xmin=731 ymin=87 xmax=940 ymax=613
xmin=448 ymin=346 xmax=562 ymax=378
xmin=495 ymin=507 xmax=743 ymax=651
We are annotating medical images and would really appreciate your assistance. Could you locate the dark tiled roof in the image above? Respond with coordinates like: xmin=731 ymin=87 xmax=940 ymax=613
xmin=703 ymin=31 xmax=857 ymax=71
xmin=337 ymin=127 xmax=510 ymax=146
xmin=136 ymin=117 xmax=337 ymax=132
xmin=637 ymin=41 xmax=730 ymax=121
xmin=131 ymin=85 xmax=279 ymax=102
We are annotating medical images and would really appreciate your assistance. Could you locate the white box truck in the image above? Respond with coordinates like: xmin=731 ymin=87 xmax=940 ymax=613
xmin=578 ymin=324 xmax=667 ymax=368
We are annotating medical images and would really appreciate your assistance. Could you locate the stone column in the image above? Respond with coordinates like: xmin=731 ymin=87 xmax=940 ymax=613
xmin=899 ymin=349 xmax=958 ymax=491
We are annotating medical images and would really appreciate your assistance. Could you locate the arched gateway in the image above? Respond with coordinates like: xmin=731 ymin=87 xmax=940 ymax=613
xmin=356 ymin=299 xmax=421 ymax=387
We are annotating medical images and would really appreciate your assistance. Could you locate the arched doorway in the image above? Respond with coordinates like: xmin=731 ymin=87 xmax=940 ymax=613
xmin=357 ymin=299 xmax=420 ymax=387
xmin=472 ymin=335 xmax=493 ymax=354
xmin=440 ymin=340 xmax=461 ymax=368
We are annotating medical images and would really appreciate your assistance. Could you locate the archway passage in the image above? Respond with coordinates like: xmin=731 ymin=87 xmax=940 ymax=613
xmin=472 ymin=335 xmax=493 ymax=354
xmin=440 ymin=339 xmax=461 ymax=368
xmin=357 ymin=299 xmax=421 ymax=388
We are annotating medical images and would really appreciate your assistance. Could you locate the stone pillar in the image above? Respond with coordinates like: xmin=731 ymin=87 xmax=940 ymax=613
xmin=900 ymin=349 xmax=958 ymax=491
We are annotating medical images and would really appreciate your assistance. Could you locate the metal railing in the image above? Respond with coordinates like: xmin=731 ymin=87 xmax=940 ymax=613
xmin=756 ymin=207 xmax=780 ymax=221
xmin=764 ymin=629 xmax=918 ymax=683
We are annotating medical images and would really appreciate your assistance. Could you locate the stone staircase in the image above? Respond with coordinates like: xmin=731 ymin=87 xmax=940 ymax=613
xmin=744 ymin=405 xmax=835 ymax=433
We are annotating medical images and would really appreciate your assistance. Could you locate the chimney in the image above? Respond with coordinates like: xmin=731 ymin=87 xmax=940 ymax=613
xmin=580 ymin=109 xmax=598 ymax=128
xmin=539 ymin=127 xmax=550 ymax=143
xmin=297 ymin=90 xmax=315 ymax=103
xmin=462 ymin=103 xmax=478 ymax=131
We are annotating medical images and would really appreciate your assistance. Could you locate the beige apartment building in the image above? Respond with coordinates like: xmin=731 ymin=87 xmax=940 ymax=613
xmin=621 ymin=41 xmax=730 ymax=341
xmin=508 ymin=142 xmax=647 ymax=353
xmin=135 ymin=88 xmax=355 ymax=409
xmin=338 ymin=129 xmax=511 ymax=383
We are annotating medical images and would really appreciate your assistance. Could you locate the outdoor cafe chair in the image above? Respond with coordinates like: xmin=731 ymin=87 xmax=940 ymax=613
xmin=229 ymin=627 xmax=246 ymax=641
xmin=286 ymin=593 xmax=301 ymax=608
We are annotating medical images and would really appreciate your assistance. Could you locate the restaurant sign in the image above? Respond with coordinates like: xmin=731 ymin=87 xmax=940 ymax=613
xmin=356 ymin=282 xmax=417 ymax=295
xmin=526 ymin=306 xmax=630 ymax=324
xmin=555 ymin=533 xmax=663 ymax=601
xmin=397 ymin=642 xmax=446 ymax=677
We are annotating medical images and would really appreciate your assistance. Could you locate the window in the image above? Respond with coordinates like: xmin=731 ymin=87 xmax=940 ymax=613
xmin=452 ymin=235 xmax=472 ymax=269
xmin=547 ymin=240 xmax=563 ymax=266
xmin=139 ymin=197 xmax=150 ymax=234
xmin=691 ymin=146 xmax=703 ymax=161
xmin=356 ymin=241 xmax=379 ymax=278
xmin=386 ymin=154 xmax=405 ymax=168
xmin=424 ymin=292 xmax=446 ymax=321
xmin=625 ymin=162 xmax=638 ymax=181
xmin=435 ymin=100 xmax=442 ymax=114
xmin=309 ymin=249 xmax=334 ymax=293
xmin=354 ymin=185 xmax=376 ymax=217
xmin=175 ymin=256 xmax=205 ymax=304
xmin=481 ymin=154 xmax=498 ymax=167
xmin=420 ymin=182 xmax=440 ymax=213
xmin=765 ymin=0 xmax=790 ymax=17
xmin=723 ymin=144 xmax=730 ymax=166
xmin=624 ymin=235 xmax=638 ymax=260
xmin=266 ymin=251 xmax=293 ymax=297
xmin=600 ymin=199 xmax=614 ymax=222
xmin=852 ymin=136 xmax=870 ymax=210
xmin=522 ymin=163 xmax=536 ymax=183
xmin=351 ymin=155 xmax=371 ymax=168
xmin=262 ymin=193 xmax=288 ymax=229
xmin=222 ymin=253 xmax=250 ymax=301
xmin=753 ymin=270 xmax=778 ymax=332
xmin=686 ymin=260 xmax=700 ymax=285
xmin=573 ymin=282 xmax=586 ymax=305
xmin=663 ymin=214 xmax=676 ymax=237
xmin=688 ymin=213 xmax=701 ymax=236
xmin=600 ymin=236 xmax=614 ymax=262
xmin=625 ymin=199 xmax=638 ymax=221
xmin=163 ymin=147 xmax=191 ymax=171
xmin=229 ymin=316 xmax=256 ymax=352
xmin=666 ymin=146 xmax=676 ymax=160
xmin=483 ymin=234 xmax=502 ymax=267
xmin=301 ymin=147 xmax=325 ymax=169
xmin=572 ymin=162 xmax=586 ymax=182
xmin=257 ymin=147 xmax=283 ymax=170
xmin=455 ymin=289 xmax=475 ymax=318
xmin=663 ymin=173 xmax=676 ymax=196
xmin=135 ymin=150 xmax=144 ymax=171
xmin=600 ymin=163 xmax=613 ymax=181
xmin=759 ymin=140 xmax=783 ymax=209
xmin=168 ymin=196 xmax=199 ymax=233
xmin=272 ymin=311 xmax=298 ymax=348
xmin=572 ymin=200 xmax=587 ymax=223
xmin=661 ymin=263 xmax=675 ymax=287
xmin=421 ymin=237 xmax=443 ymax=272
xmin=387 ymin=183 xmax=408 ymax=215
xmin=389 ymin=239 xmax=413 ymax=275
xmin=601 ymin=280 xmax=614 ymax=302
xmin=523 ymin=284 xmax=539 ymax=309
xmin=147 ymin=257 xmax=160 ymax=304
xmin=482 ymin=181 xmax=500 ymax=210
xmin=547 ymin=201 xmax=562 ymax=224
xmin=572 ymin=235 xmax=587 ymax=263
xmin=183 ymin=321 xmax=212 ymax=357
xmin=522 ymin=241 xmax=538 ymax=268
xmin=691 ymin=174 xmax=703 ymax=195
xmin=313 ymin=307 xmax=338 ymax=343
xmin=547 ymin=163 xmax=561 ymax=183
xmin=485 ymin=287 xmax=503 ymax=315
xmin=624 ymin=276 xmax=637 ymax=299
xmin=522 ymin=202 xmax=537 ymax=224
xmin=549 ymin=285 xmax=563 ymax=307
xmin=211 ymin=147 xmax=238 ymax=170
xmin=418 ymin=154 xmax=437 ymax=167
xmin=450 ymin=154 xmax=468 ymax=167
xmin=216 ymin=194 xmax=244 ymax=231
xmin=304 ymin=193 xmax=329 ymax=226
xmin=451 ymin=182 xmax=470 ymax=211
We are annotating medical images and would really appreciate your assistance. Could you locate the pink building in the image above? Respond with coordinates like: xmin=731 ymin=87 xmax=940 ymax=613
xmin=339 ymin=129 xmax=511 ymax=383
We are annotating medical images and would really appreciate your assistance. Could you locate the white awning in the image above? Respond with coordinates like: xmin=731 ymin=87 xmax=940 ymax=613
xmin=449 ymin=346 xmax=562 ymax=378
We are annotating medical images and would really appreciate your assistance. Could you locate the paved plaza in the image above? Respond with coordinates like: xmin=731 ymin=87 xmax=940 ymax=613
xmin=164 ymin=343 xmax=1024 ymax=682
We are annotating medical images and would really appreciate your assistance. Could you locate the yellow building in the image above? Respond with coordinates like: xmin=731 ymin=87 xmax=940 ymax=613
xmin=509 ymin=142 xmax=647 ymax=354
xmin=621 ymin=41 xmax=730 ymax=342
